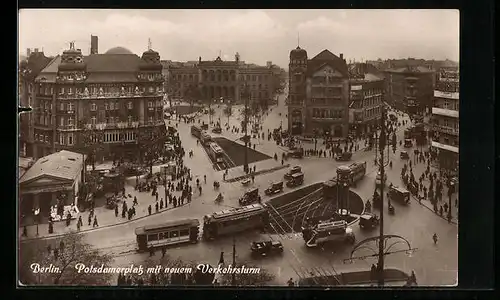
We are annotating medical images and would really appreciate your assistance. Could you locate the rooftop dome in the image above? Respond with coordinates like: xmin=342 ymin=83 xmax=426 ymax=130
xmin=290 ymin=46 xmax=307 ymax=59
xmin=105 ymin=46 xmax=134 ymax=55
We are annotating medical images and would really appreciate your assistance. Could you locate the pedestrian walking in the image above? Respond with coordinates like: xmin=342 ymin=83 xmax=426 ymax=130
xmin=93 ymin=216 xmax=99 ymax=227
xmin=204 ymin=175 xmax=207 ymax=184
xmin=433 ymin=233 xmax=438 ymax=244
xmin=155 ymin=202 xmax=159 ymax=213
xmin=148 ymin=205 xmax=152 ymax=215
xmin=88 ymin=214 xmax=92 ymax=226
xmin=115 ymin=205 xmax=118 ymax=217
xmin=161 ymin=245 xmax=166 ymax=257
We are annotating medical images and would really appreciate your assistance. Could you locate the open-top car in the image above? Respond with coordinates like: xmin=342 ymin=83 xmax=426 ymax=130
xmin=238 ymin=188 xmax=261 ymax=206
xmin=284 ymin=166 xmax=302 ymax=180
xmin=404 ymin=139 xmax=413 ymax=148
xmin=265 ymin=181 xmax=284 ymax=195
xmin=335 ymin=152 xmax=352 ymax=162
xmin=400 ymin=150 xmax=409 ymax=159
xmin=212 ymin=127 xmax=222 ymax=134
xmin=286 ymin=172 xmax=304 ymax=188
xmin=359 ymin=213 xmax=380 ymax=229
xmin=250 ymin=240 xmax=284 ymax=257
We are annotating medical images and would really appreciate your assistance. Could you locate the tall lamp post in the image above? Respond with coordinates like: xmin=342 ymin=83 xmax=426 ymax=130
xmin=344 ymin=104 xmax=416 ymax=286
xmin=34 ymin=207 xmax=40 ymax=236
xmin=242 ymin=84 xmax=250 ymax=174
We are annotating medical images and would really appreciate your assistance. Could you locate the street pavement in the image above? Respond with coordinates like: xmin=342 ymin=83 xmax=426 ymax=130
xmin=20 ymin=93 xmax=457 ymax=286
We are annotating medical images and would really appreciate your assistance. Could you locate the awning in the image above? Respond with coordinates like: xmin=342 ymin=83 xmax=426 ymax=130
xmin=432 ymin=107 xmax=458 ymax=118
xmin=431 ymin=141 xmax=459 ymax=154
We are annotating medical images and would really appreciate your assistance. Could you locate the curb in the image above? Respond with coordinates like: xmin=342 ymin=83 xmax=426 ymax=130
xmin=19 ymin=203 xmax=190 ymax=242
xmin=410 ymin=194 xmax=458 ymax=226
xmin=225 ymin=164 xmax=291 ymax=183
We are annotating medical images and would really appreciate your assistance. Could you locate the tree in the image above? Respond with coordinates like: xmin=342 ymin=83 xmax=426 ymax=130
xmin=184 ymin=84 xmax=202 ymax=114
xmin=137 ymin=126 xmax=166 ymax=175
xmin=78 ymin=119 xmax=104 ymax=171
xmin=223 ymin=105 xmax=232 ymax=125
xmin=19 ymin=232 xmax=113 ymax=285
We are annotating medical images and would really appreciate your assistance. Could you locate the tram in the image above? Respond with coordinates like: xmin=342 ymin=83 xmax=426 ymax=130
xmin=207 ymin=142 xmax=224 ymax=163
xmin=191 ymin=125 xmax=202 ymax=138
xmin=202 ymin=204 xmax=268 ymax=240
xmin=338 ymin=161 xmax=367 ymax=186
xmin=200 ymin=132 xmax=212 ymax=145
xmin=135 ymin=218 xmax=200 ymax=251
xmin=301 ymin=219 xmax=355 ymax=248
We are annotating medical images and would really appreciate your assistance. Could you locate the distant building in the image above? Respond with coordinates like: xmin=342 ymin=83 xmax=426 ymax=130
xmin=162 ymin=53 xmax=280 ymax=107
xmin=348 ymin=63 xmax=385 ymax=135
xmin=288 ymin=47 xmax=349 ymax=138
xmin=383 ymin=66 xmax=435 ymax=116
xmin=90 ymin=35 xmax=99 ymax=54
xmin=19 ymin=49 xmax=53 ymax=158
xmin=31 ymin=42 xmax=164 ymax=160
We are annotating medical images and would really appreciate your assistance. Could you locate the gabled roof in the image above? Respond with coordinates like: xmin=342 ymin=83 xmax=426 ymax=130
xmin=21 ymin=52 xmax=53 ymax=81
xmin=20 ymin=150 xmax=85 ymax=185
xmin=307 ymin=50 xmax=348 ymax=77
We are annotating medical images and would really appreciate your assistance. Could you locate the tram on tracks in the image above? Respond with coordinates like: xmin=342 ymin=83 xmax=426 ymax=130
xmin=135 ymin=218 xmax=200 ymax=251
xmin=191 ymin=125 xmax=202 ymax=138
xmin=337 ymin=161 xmax=367 ymax=186
xmin=301 ymin=219 xmax=355 ymax=248
xmin=200 ymin=132 xmax=212 ymax=145
xmin=207 ymin=142 xmax=224 ymax=164
xmin=202 ymin=204 xmax=269 ymax=240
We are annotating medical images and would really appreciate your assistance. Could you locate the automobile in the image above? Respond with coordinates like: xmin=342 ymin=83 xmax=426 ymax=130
xmin=212 ymin=127 xmax=222 ymax=134
xmin=375 ymin=171 xmax=387 ymax=187
xmin=387 ymin=186 xmax=411 ymax=204
xmin=201 ymin=124 xmax=209 ymax=130
xmin=286 ymin=172 xmax=304 ymax=188
xmin=284 ymin=166 xmax=302 ymax=180
xmin=238 ymin=188 xmax=261 ymax=206
xmin=250 ymin=240 xmax=284 ymax=257
xmin=265 ymin=181 xmax=284 ymax=196
xmin=400 ymin=150 xmax=409 ymax=159
xmin=359 ymin=213 xmax=380 ymax=229
xmin=289 ymin=148 xmax=304 ymax=159
xmin=404 ymin=139 xmax=413 ymax=148
xmin=335 ymin=152 xmax=352 ymax=162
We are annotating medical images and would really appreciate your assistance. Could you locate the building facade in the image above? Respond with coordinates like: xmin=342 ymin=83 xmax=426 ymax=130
xmin=348 ymin=63 xmax=385 ymax=135
xmin=163 ymin=53 xmax=279 ymax=106
xmin=31 ymin=42 xmax=164 ymax=160
xmin=383 ymin=66 xmax=435 ymax=116
xmin=431 ymin=66 xmax=459 ymax=174
xmin=288 ymin=48 xmax=349 ymax=138
xmin=19 ymin=49 xmax=53 ymax=158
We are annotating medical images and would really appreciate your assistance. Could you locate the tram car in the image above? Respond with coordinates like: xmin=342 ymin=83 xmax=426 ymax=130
xmin=202 ymin=204 xmax=268 ymax=240
xmin=207 ymin=142 xmax=224 ymax=164
xmin=301 ymin=219 xmax=355 ymax=248
xmin=337 ymin=161 xmax=367 ymax=186
xmin=200 ymin=132 xmax=212 ymax=145
xmin=191 ymin=125 xmax=202 ymax=138
xmin=135 ymin=218 xmax=200 ymax=252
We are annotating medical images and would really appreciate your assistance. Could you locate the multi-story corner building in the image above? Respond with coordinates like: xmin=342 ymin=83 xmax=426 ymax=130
xmin=19 ymin=49 xmax=53 ymax=158
xmin=383 ymin=66 xmax=435 ymax=116
xmin=288 ymin=48 xmax=349 ymax=138
xmin=431 ymin=66 xmax=459 ymax=174
xmin=162 ymin=53 xmax=280 ymax=106
xmin=31 ymin=42 xmax=164 ymax=160
xmin=348 ymin=63 xmax=385 ymax=136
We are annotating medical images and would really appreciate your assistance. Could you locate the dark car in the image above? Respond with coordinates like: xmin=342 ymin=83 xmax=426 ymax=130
xmin=387 ymin=186 xmax=411 ymax=204
xmin=265 ymin=181 xmax=284 ymax=195
xmin=250 ymin=240 xmax=284 ymax=257
xmin=335 ymin=152 xmax=352 ymax=162
xmin=359 ymin=213 xmax=379 ymax=229
xmin=284 ymin=166 xmax=302 ymax=180
xmin=212 ymin=127 xmax=222 ymax=134
xmin=239 ymin=188 xmax=261 ymax=206
xmin=201 ymin=124 xmax=209 ymax=130
xmin=289 ymin=148 xmax=304 ymax=159
xmin=286 ymin=172 xmax=304 ymax=188
xmin=400 ymin=150 xmax=409 ymax=159
xmin=404 ymin=139 xmax=413 ymax=148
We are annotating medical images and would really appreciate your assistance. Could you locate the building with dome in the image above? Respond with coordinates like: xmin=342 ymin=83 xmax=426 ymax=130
xmin=288 ymin=47 xmax=349 ymax=138
xmin=28 ymin=39 xmax=164 ymax=160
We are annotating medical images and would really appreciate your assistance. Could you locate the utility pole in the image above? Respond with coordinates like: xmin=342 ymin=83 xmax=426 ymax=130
xmin=164 ymin=166 xmax=168 ymax=207
xmin=232 ymin=236 xmax=236 ymax=285
xmin=377 ymin=106 xmax=387 ymax=287
xmin=243 ymin=84 xmax=249 ymax=174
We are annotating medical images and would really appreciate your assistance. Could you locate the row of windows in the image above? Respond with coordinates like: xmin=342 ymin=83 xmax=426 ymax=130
xmin=311 ymin=76 xmax=341 ymax=85
xmin=37 ymin=114 xmax=51 ymax=126
xmin=364 ymin=96 xmax=382 ymax=108
xmin=60 ymin=116 xmax=74 ymax=126
xmin=103 ymin=131 xmax=137 ymax=143
xmin=435 ymin=100 xmax=459 ymax=111
xmin=34 ymin=134 xmax=50 ymax=143
xmin=58 ymin=133 xmax=74 ymax=146
xmin=57 ymin=85 xmax=162 ymax=95
xmin=90 ymin=116 xmax=137 ymax=125
xmin=312 ymin=109 xmax=344 ymax=119
xmin=364 ymin=107 xmax=381 ymax=118
xmin=290 ymin=59 xmax=307 ymax=65
xmin=310 ymin=98 xmax=342 ymax=105
xmin=146 ymin=229 xmax=190 ymax=242
xmin=433 ymin=118 xmax=459 ymax=129
xmin=311 ymin=87 xmax=343 ymax=97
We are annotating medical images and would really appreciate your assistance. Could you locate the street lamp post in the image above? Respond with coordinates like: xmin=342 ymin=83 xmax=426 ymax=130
xmin=243 ymin=84 xmax=250 ymax=174
xmin=34 ymin=207 xmax=40 ymax=236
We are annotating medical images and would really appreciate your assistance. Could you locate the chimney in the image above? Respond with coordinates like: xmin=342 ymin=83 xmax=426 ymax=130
xmin=27 ymin=48 xmax=31 ymax=57
xmin=340 ymin=53 xmax=343 ymax=60
xmin=34 ymin=48 xmax=39 ymax=53
xmin=90 ymin=35 xmax=98 ymax=54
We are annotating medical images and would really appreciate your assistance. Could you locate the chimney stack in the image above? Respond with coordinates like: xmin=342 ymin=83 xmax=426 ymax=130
xmin=340 ymin=53 xmax=343 ymax=60
xmin=27 ymin=48 xmax=31 ymax=57
xmin=90 ymin=35 xmax=99 ymax=54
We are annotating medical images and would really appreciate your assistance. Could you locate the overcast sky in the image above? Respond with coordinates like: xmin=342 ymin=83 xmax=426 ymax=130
xmin=19 ymin=9 xmax=459 ymax=67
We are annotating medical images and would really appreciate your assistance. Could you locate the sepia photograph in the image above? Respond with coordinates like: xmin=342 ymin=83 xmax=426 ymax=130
xmin=18 ymin=9 xmax=459 ymax=287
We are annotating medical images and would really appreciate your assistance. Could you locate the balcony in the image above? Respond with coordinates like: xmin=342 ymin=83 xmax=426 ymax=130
xmin=57 ymin=91 xmax=164 ymax=100
xmin=432 ymin=124 xmax=459 ymax=136
xmin=85 ymin=122 xmax=140 ymax=130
